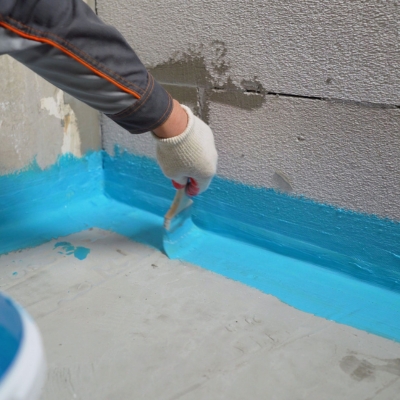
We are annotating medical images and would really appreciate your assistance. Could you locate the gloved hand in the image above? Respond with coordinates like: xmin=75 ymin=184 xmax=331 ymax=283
xmin=153 ymin=105 xmax=218 ymax=196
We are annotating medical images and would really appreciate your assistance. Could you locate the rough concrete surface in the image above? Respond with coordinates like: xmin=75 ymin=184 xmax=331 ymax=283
xmin=97 ymin=0 xmax=400 ymax=105
xmin=103 ymin=96 xmax=400 ymax=220
xmin=1 ymin=229 xmax=400 ymax=399
xmin=209 ymin=99 xmax=400 ymax=221
xmin=99 ymin=0 xmax=400 ymax=221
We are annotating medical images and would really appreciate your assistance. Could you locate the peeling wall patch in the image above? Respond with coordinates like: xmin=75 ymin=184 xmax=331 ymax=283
xmin=41 ymin=90 xmax=82 ymax=157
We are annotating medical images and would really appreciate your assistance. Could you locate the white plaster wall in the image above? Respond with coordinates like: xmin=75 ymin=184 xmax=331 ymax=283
xmin=100 ymin=0 xmax=400 ymax=221
xmin=0 ymin=0 xmax=100 ymax=175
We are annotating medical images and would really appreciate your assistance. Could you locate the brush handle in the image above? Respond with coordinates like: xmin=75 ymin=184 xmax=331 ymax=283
xmin=164 ymin=188 xmax=193 ymax=230
xmin=165 ymin=188 xmax=186 ymax=220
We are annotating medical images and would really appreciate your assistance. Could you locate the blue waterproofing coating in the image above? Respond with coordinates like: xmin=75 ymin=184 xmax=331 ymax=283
xmin=0 ymin=294 xmax=23 ymax=382
xmin=104 ymin=148 xmax=400 ymax=293
xmin=0 ymin=150 xmax=400 ymax=342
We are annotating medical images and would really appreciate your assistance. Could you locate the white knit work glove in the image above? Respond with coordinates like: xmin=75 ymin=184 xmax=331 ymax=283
xmin=153 ymin=105 xmax=218 ymax=196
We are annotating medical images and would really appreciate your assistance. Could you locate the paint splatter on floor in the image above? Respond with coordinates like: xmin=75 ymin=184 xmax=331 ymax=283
xmin=54 ymin=242 xmax=90 ymax=260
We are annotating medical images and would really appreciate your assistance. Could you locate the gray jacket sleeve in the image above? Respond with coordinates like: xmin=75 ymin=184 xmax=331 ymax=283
xmin=0 ymin=0 xmax=173 ymax=133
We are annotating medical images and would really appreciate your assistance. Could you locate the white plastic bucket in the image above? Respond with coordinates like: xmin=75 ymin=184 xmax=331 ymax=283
xmin=0 ymin=293 xmax=46 ymax=400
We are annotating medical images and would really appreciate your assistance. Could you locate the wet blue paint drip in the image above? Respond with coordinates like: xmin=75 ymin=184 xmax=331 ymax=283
xmin=0 ymin=149 xmax=399 ymax=342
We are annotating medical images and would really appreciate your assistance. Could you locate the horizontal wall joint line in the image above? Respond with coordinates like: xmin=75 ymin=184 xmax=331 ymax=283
xmin=157 ymin=80 xmax=400 ymax=109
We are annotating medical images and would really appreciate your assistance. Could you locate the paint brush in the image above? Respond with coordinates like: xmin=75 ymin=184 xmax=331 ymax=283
xmin=163 ymin=187 xmax=194 ymax=258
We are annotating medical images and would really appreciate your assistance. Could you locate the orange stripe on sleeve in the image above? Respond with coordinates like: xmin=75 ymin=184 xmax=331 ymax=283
xmin=0 ymin=21 xmax=141 ymax=100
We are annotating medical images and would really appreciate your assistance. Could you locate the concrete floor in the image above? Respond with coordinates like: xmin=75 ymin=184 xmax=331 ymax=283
xmin=1 ymin=228 xmax=400 ymax=400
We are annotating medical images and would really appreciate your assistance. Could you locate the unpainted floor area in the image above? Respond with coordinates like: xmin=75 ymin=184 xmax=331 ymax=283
xmin=1 ymin=228 xmax=400 ymax=400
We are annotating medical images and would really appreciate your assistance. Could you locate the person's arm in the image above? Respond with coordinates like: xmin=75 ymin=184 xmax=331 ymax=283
xmin=0 ymin=0 xmax=217 ymax=195
xmin=0 ymin=0 xmax=172 ymax=133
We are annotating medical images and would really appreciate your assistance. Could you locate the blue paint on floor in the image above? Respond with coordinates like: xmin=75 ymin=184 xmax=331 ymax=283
xmin=104 ymin=148 xmax=400 ymax=294
xmin=73 ymin=247 xmax=91 ymax=260
xmin=1 ymin=150 xmax=400 ymax=342
xmin=54 ymin=242 xmax=91 ymax=260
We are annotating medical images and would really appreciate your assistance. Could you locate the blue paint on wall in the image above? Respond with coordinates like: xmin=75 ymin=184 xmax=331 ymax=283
xmin=0 ymin=152 xmax=103 ymax=255
xmin=103 ymin=148 xmax=400 ymax=294
xmin=0 ymin=149 xmax=400 ymax=342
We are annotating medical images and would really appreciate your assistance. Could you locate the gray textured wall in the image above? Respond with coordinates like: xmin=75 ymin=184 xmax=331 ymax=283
xmin=100 ymin=0 xmax=400 ymax=221
xmin=1 ymin=1 xmax=398 ymax=220
xmin=0 ymin=0 xmax=100 ymax=175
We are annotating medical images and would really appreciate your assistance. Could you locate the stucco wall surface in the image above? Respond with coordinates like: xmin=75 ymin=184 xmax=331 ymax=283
xmin=100 ymin=0 xmax=400 ymax=221
xmin=98 ymin=0 xmax=399 ymax=105
xmin=103 ymin=98 xmax=400 ymax=220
